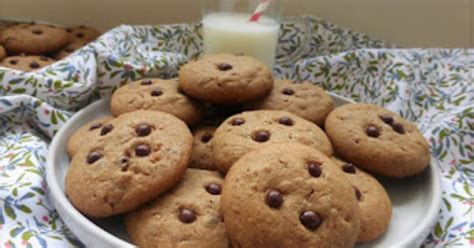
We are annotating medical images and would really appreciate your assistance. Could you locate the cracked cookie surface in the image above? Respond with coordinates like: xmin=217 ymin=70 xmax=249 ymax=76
xmin=325 ymin=103 xmax=430 ymax=177
xmin=65 ymin=110 xmax=193 ymax=217
xmin=212 ymin=110 xmax=333 ymax=174
xmin=221 ymin=143 xmax=360 ymax=248
xmin=126 ymin=169 xmax=228 ymax=248
xmin=178 ymin=53 xmax=273 ymax=104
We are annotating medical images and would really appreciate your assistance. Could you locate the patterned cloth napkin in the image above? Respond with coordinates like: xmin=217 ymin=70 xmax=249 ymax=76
xmin=0 ymin=17 xmax=472 ymax=247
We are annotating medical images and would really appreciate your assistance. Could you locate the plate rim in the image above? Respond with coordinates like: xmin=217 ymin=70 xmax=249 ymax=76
xmin=46 ymin=95 xmax=442 ymax=248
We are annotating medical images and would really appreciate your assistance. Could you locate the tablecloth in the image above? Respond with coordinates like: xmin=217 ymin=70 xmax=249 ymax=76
xmin=0 ymin=17 xmax=472 ymax=247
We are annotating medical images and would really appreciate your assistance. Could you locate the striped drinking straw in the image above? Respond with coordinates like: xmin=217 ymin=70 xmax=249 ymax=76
xmin=249 ymin=0 xmax=272 ymax=22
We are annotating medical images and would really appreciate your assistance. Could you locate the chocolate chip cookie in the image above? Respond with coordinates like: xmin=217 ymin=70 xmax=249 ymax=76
xmin=67 ymin=116 xmax=114 ymax=157
xmin=245 ymin=80 xmax=335 ymax=126
xmin=52 ymin=40 xmax=88 ymax=60
xmin=1 ymin=24 xmax=69 ymax=55
xmin=0 ymin=45 xmax=6 ymax=61
xmin=178 ymin=53 xmax=274 ymax=104
xmin=190 ymin=125 xmax=218 ymax=170
xmin=221 ymin=143 xmax=360 ymax=248
xmin=111 ymin=78 xmax=203 ymax=126
xmin=325 ymin=103 xmax=430 ymax=178
xmin=0 ymin=55 xmax=55 ymax=72
xmin=126 ymin=169 xmax=228 ymax=248
xmin=331 ymin=157 xmax=392 ymax=243
xmin=65 ymin=110 xmax=193 ymax=217
xmin=212 ymin=110 xmax=333 ymax=174
xmin=66 ymin=25 xmax=101 ymax=42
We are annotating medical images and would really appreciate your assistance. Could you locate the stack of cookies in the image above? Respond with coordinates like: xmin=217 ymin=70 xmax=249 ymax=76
xmin=66 ymin=53 xmax=431 ymax=248
xmin=0 ymin=22 xmax=101 ymax=71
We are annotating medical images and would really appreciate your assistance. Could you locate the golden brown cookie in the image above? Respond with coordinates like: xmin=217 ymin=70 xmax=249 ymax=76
xmin=0 ymin=55 xmax=55 ymax=72
xmin=111 ymin=78 xmax=203 ymax=126
xmin=212 ymin=110 xmax=333 ymax=174
xmin=221 ymin=143 xmax=360 ymax=248
xmin=67 ymin=116 xmax=114 ymax=157
xmin=246 ymin=80 xmax=335 ymax=126
xmin=1 ymin=24 xmax=69 ymax=55
xmin=126 ymin=169 xmax=228 ymax=248
xmin=66 ymin=25 xmax=101 ymax=42
xmin=0 ymin=45 xmax=6 ymax=61
xmin=190 ymin=125 xmax=217 ymax=170
xmin=65 ymin=110 xmax=193 ymax=217
xmin=178 ymin=53 xmax=274 ymax=104
xmin=52 ymin=40 xmax=88 ymax=60
xmin=325 ymin=103 xmax=430 ymax=178
xmin=331 ymin=157 xmax=392 ymax=243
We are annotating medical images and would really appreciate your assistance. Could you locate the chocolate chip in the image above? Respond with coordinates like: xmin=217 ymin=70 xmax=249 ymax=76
xmin=342 ymin=163 xmax=356 ymax=174
xmin=135 ymin=123 xmax=152 ymax=137
xmin=365 ymin=125 xmax=380 ymax=137
xmin=379 ymin=114 xmax=394 ymax=125
xmin=178 ymin=208 xmax=196 ymax=224
xmin=392 ymin=123 xmax=405 ymax=134
xmin=217 ymin=63 xmax=232 ymax=71
xmin=29 ymin=61 xmax=40 ymax=69
xmin=117 ymin=156 xmax=130 ymax=171
xmin=300 ymin=211 xmax=322 ymax=230
xmin=39 ymin=56 xmax=49 ymax=61
xmin=150 ymin=88 xmax=163 ymax=97
xmin=235 ymin=53 xmax=244 ymax=56
xmin=278 ymin=116 xmax=294 ymax=126
xmin=86 ymin=150 xmax=103 ymax=164
xmin=200 ymin=133 xmax=213 ymax=143
xmin=230 ymin=118 xmax=245 ymax=126
xmin=66 ymin=28 xmax=73 ymax=33
xmin=141 ymin=79 xmax=153 ymax=85
xmin=282 ymin=88 xmax=294 ymax=95
xmin=65 ymin=47 xmax=75 ymax=53
xmin=100 ymin=124 xmax=113 ymax=136
xmin=135 ymin=144 xmax=151 ymax=157
xmin=89 ymin=122 xmax=103 ymax=130
xmin=31 ymin=29 xmax=43 ymax=35
xmin=265 ymin=189 xmax=283 ymax=209
xmin=252 ymin=130 xmax=270 ymax=143
xmin=307 ymin=161 xmax=322 ymax=177
xmin=205 ymin=183 xmax=221 ymax=195
xmin=9 ymin=60 xmax=18 ymax=65
xmin=354 ymin=186 xmax=362 ymax=201
xmin=76 ymin=32 xmax=85 ymax=38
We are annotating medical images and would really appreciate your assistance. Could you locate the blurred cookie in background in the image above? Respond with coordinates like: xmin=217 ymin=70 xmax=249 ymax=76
xmin=66 ymin=25 xmax=101 ymax=42
xmin=0 ymin=55 xmax=55 ymax=72
xmin=1 ymin=23 xmax=69 ymax=55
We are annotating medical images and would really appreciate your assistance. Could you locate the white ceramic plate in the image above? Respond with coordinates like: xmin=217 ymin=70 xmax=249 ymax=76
xmin=46 ymin=94 xmax=442 ymax=248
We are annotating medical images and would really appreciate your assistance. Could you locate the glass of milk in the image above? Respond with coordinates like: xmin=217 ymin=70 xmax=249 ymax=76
xmin=202 ymin=0 xmax=282 ymax=68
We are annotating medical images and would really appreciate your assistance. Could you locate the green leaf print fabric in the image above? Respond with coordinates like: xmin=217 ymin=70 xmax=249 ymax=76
xmin=0 ymin=17 xmax=472 ymax=247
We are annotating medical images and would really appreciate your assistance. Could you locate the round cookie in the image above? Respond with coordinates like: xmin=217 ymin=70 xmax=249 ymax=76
xmin=221 ymin=143 xmax=360 ymax=248
xmin=212 ymin=110 xmax=333 ymax=174
xmin=245 ymin=80 xmax=335 ymax=126
xmin=0 ymin=45 xmax=6 ymax=61
xmin=111 ymin=78 xmax=203 ymax=126
xmin=67 ymin=116 xmax=114 ymax=157
xmin=126 ymin=169 xmax=228 ymax=248
xmin=190 ymin=125 xmax=217 ymax=170
xmin=1 ymin=24 xmax=69 ymax=55
xmin=325 ymin=103 xmax=430 ymax=178
xmin=0 ymin=55 xmax=55 ymax=72
xmin=65 ymin=110 xmax=193 ymax=217
xmin=331 ymin=158 xmax=392 ymax=243
xmin=52 ymin=40 xmax=88 ymax=60
xmin=178 ymin=53 xmax=274 ymax=104
xmin=66 ymin=25 xmax=101 ymax=42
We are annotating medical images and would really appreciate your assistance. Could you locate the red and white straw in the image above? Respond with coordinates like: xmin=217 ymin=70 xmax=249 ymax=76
xmin=249 ymin=0 xmax=272 ymax=22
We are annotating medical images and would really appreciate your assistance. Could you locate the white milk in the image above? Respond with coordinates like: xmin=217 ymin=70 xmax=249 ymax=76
xmin=202 ymin=12 xmax=280 ymax=68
